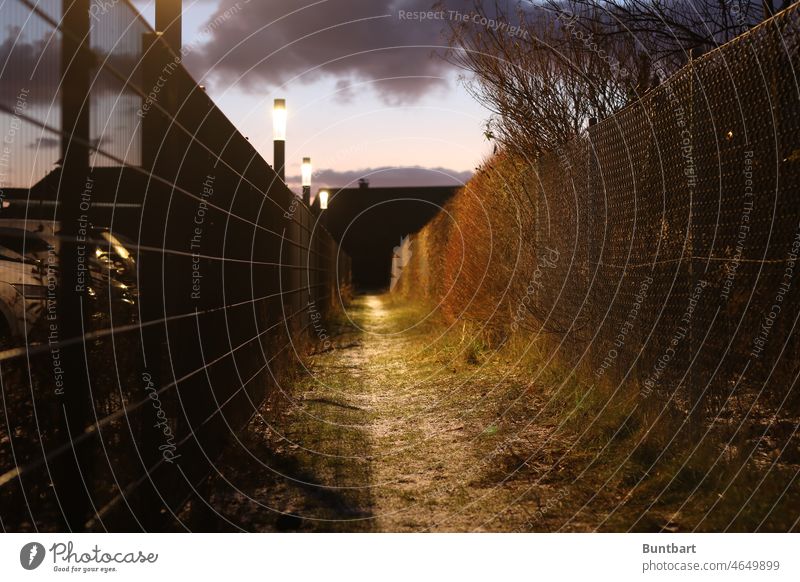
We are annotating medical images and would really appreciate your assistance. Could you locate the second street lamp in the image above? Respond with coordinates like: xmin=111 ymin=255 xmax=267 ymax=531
xmin=318 ymin=189 xmax=329 ymax=210
xmin=301 ymin=157 xmax=312 ymax=205
xmin=273 ymin=98 xmax=286 ymax=182
xmin=317 ymin=189 xmax=330 ymax=228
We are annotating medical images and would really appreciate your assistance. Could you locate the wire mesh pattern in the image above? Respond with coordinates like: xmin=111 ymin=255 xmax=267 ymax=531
xmin=396 ymin=4 xmax=800 ymax=517
xmin=0 ymin=0 xmax=350 ymax=531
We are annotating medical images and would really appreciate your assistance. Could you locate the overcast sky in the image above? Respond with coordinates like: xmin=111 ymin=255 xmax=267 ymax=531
xmin=132 ymin=0 xmax=491 ymax=192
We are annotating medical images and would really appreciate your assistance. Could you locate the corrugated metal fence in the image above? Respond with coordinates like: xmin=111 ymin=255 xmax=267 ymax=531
xmin=0 ymin=0 xmax=350 ymax=530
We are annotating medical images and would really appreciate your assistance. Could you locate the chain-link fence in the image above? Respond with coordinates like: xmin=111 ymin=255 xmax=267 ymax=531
xmin=397 ymin=5 xmax=799 ymax=459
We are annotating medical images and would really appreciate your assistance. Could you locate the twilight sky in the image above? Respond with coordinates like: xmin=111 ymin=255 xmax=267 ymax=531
xmin=132 ymin=0 xmax=492 ymax=192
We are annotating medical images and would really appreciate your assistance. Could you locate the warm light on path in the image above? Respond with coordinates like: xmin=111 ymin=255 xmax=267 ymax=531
xmin=366 ymin=295 xmax=388 ymax=323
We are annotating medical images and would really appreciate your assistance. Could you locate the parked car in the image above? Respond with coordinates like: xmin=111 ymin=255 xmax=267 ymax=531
xmin=90 ymin=227 xmax=138 ymax=290
xmin=0 ymin=241 xmax=49 ymax=347
xmin=0 ymin=224 xmax=138 ymax=347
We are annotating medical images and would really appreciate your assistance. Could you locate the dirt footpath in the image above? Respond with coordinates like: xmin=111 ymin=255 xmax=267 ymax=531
xmin=183 ymin=295 xmax=621 ymax=532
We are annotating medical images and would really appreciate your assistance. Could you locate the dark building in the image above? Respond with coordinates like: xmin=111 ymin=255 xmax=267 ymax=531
xmin=3 ymin=171 xmax=459 ymax=291
xmin=313 ymin=180 xmax=458 ymax=290
xmin=0 ymin=167 xmax=147 ymax=238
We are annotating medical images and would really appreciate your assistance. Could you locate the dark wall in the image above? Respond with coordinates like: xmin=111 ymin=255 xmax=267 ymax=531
xmin=1 ymin=167 xmax=148 ymax=239
xmin=316 ymin=186 xmax=458 ymax=290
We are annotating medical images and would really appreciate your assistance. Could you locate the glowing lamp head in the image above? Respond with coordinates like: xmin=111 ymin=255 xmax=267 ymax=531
xmin=272 ymin=98 xmax=286 ymax=141
xmin=301 ymin=157 xmax=312 ymax=187
xmin=318 ymin=190 xmax=329 ymax=210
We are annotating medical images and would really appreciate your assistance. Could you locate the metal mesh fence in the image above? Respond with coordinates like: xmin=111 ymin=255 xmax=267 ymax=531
xmin=397 ymin=5 xmax=799 ymax=449
xmin=0 ymin=0 xmax=350 ymax=531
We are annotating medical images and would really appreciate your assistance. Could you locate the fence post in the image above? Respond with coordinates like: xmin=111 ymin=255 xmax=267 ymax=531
xmin=300 ymin=206 xmax=310 ymax=333
xmin=137 ymin=30 xmax=177 ymax=530
xmin=688 ymin=52 xmax=696 ymax=432
xmin=55 ymin=0 xmax=93 ymax=532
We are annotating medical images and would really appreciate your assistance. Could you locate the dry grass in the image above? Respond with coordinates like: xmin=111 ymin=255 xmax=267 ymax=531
xmin=390 ymin=147 xmax=800 ymax=531
xmin=184 ymin=295 xmax=798 ymax=531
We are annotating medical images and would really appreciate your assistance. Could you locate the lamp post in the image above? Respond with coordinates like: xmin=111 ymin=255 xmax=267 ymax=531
xmin=273 ymin=98 xmax=286 ymax=182
xmin=301 ymin=157 xmax=312 ymax=205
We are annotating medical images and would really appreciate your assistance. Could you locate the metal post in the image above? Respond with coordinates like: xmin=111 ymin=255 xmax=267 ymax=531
xmin=274 ymin=140 xmax=285 ymax=183
xmin=273 ymin=99 xmax=286 ymax=182
xmin=156 ymin=0 xmax=182 ymax=54
xmin=301 ymin=157 xmax=312 ymax=205
xmin=57 ymin=0 xmax=92 ymax=531
xmin=138 ymin=28 xmax=179 ymax=530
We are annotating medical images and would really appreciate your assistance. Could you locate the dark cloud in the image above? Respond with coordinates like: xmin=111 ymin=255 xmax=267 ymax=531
xmin=1 ymin=27 xmax=139 ymax=108
xmin=0 ymin=29 xmax=60 ymax=107
xmin=287 ymin=165 xmax=471 ymax=190
xmin=187 ymin=0 xmax=475 ymax=104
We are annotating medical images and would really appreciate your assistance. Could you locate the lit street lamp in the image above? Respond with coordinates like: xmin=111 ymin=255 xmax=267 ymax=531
xmin=301 ymin=157 xmax=312 ymax=205
xmin=318 ymin=189 xmax=329 ymax=210
xmin=273 ymin=98 xmax=286 ymax=182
